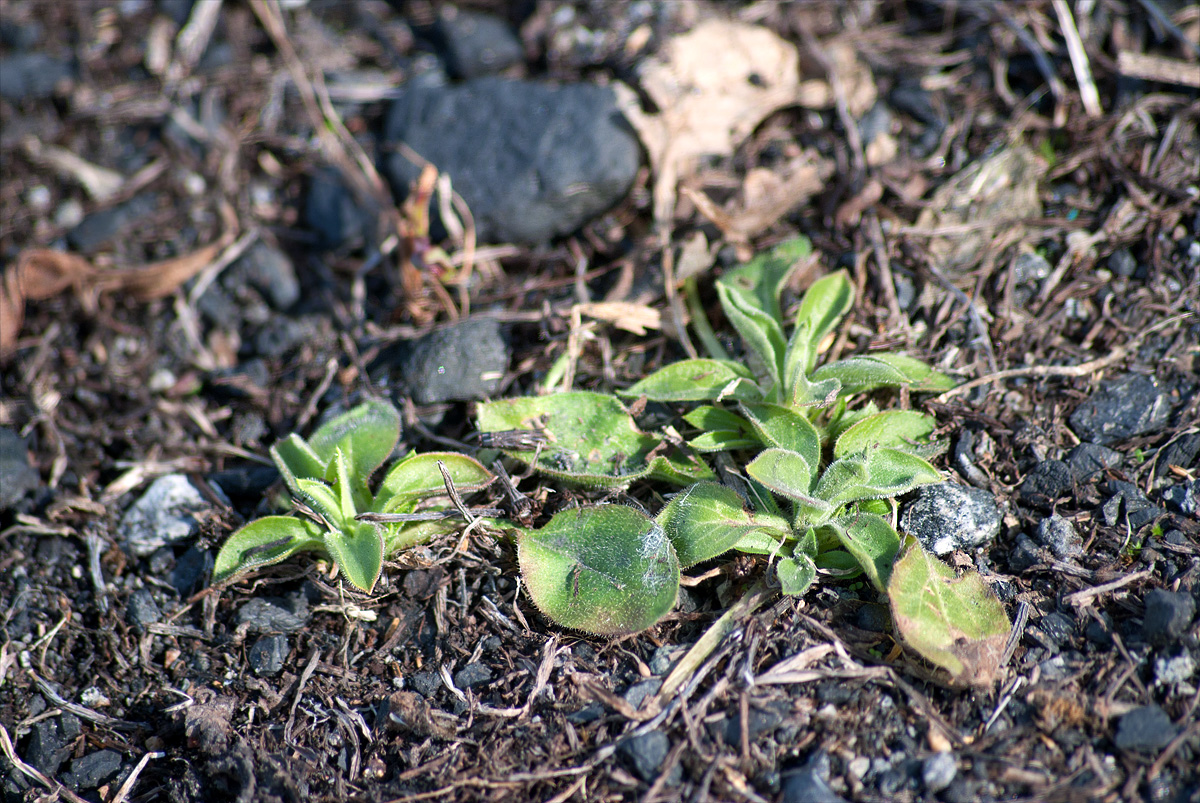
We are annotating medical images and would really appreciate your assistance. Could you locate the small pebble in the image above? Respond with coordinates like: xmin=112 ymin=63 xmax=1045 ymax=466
xmin=922 ymin=751 xmax=957 ymax=793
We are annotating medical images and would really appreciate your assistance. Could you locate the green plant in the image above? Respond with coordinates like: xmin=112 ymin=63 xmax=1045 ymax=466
xmin=478 ymin=237 xmax=1010 ymax=685
xmin=213 ymin=400 xmax=492 ymax=592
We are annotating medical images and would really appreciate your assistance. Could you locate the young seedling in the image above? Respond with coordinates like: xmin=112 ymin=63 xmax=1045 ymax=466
xmin=478 ymin=237 xmax=1011 ymax=686
xmin=213 ymin=400 xmax=493 ymax=592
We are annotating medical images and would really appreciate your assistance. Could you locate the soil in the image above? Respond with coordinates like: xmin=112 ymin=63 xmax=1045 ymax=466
xmin=2 ymin=2 xmax=1199 ymax=803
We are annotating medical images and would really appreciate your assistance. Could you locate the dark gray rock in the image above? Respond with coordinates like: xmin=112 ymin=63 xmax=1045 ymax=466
xmin=1018 ymin=460 xmax=1073 ymax=510
xmin=0 ymin=52 xmax=73 ymax=101
xmin=409 ymin=670 xmax=441 ymax=698
xmin=67 ymin=193 xmax=160 ymax=253
xmin=63 ymin=749 xmax=122 ymax=790
xmin=618 ymin=730 xmax=675 ymax=783
xmin=922 ymin=751 xmax=957 ymax=793
xmin=1103 ymin=480 xmax=1164 ymax=530
xmin=119 ymin=474 xmax=218 ymax=557
xmin=0 ymin=427 xmax=39 ymax=512
xmin=392 ymin=317 xmax=509 ymax=404
xmin=1068 ymin=374 xmax=1174 ymax=445
xmin=856 ymin=602 xmax=891 ymax=632
xmin=230 ymin=240 xmax=299 ymax=309
xmin=1085 ymin=611 xmax=1113 ymax=646
xmin=249 ymin=634 xmax=289 ymax=676
xmin=1039 ymin=611 xmax=1076 ymax=650
xmin=1064 ymin=442 xmax=1121 ymax=483
xmin=782 ymin=752 xmax=848 ymax=803
xmin=719 ymin=701 xmax=786 ymax=746
xmin=432 ymin=8 xmax=523 ymax=79
xmin=0 ymin=19 xmax=43 ymax=50
xmin=1035 ymin=514 xmax=1083 ymax=559
xmin=622 ymin=678 xmax=662 ymax=711
xmin=566 ymin=702 xmax=604 ymax=724
xmin=304 ymin=168 xmax=371 ymax=250
xmin=252 ymin=314 xmax=321 ymax=359
xmin=1114 ymin=705 xmax=1178 ymax=751
xmin=1008 ymin=533 xmax=1042 ymax=572
xmin=1143 ymin=589 xmax=1196 ymax=646
xmin=23 ymin=713 xmax=80 ymax=777
xmin=900 ymin=483 xmax=1001 ymax=555
xmin=383 ymin=77 xmax=640 ymax=244
xmin=453 ymin=662 xmax=493 ymax=690
xmin=1157 ymin=432 xmax=1200 ymax=480
xmin=1160 ymin=479 xmax=1199 ymax=517
xmin=648 ymin=644 xmax=683 ymax=675
xmin=169 ymin=545 xmax=213 ymax=595
xmin=1108 ymin=247 xmax=1138 ymax=278
xmin=125 ymin=589 xmax=161 ymax=630
xmin=235 ymin=597 xmax=309 ymax=634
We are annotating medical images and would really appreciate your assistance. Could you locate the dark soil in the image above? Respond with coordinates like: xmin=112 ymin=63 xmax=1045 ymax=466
xmin=2 ymin=2 xmax=1199 ymax=803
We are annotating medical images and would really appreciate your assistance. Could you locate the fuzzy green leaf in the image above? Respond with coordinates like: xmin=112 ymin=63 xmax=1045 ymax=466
xmin=833 ymin=410 xmax=938 ymax=459
xmin=716 ymin=282 xmax=787 ymax=390
xmin=776 ymin=552 xmax=816 ymax=595
xmin=869 ymin=353 xmax=957 ymax=392
xmin=687 ymin=431 xmax=761 ymax=453
xmin=519 ymin=505 xmax=679 ymax=636
xmin=376 ymin=451 xmax=494 ymax=508
xmin=657 ymin=482 xmax=788 ymax=568
xmin=621 ymin=359 xmax=762 ymax=402
xmin=294 ymin=478 xmax=345 ymax=528
xmin=888 ymin=536 xmax=1010 ymax=688
xmin=740 ymin=402 xmax=821 ymax=471
xmin=745 ymin=448 xmax=824 ymax=509
xmin=824 ymin=513 xmax=902 ymax=592
xmin=813 ymin=354 xmax=955 ymax=397
xmin=477 ymin=392 xmax=710 ymax=488
xmin=813 ymin=447 xmax=942 ymax=509
xmin=306 ymin=399 xmax=401 ymax=482
xmin=271 ymin=434 xmax=326 ymax=493
xmin=324 ymin=520 xmax=385 ymax=593
xmin=212 ymin=516 xmax=326 ymax=584
xmin=719 ymin=236 xmax=811 ymax=321
xmin=683 ymin=406 xmax=753 ymax=434
xmin=793 ymin=270 xmax=853 ymax=370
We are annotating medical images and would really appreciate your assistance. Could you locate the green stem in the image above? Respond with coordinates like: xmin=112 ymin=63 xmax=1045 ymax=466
xmin=684 ymin=277 xmax=730 ymax=361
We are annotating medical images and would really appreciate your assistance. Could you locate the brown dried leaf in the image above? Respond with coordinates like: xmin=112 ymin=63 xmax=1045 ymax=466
xmin=14 ymin=249 xmax=95 ymax=300
xmin=616 ymin=19 xmax=803 ymax=225
xmin=103 ymin=241 xmax=224 ymax=301
xmin=575 ymin=301 xmax=661 ymax=336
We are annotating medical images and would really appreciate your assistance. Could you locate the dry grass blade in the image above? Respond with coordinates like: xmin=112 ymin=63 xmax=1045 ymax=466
xmin=103 ymin=240 xmax=226 ymax=301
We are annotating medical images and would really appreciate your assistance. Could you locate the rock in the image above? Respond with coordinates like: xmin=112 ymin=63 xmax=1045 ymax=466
xmin=856 ymin=603 xmax=891 ymax=633
xmin=230 ymin=240 xmax=300 ymax=309
xmin=922 ymin=751 xmax=957 ymax=793
xmin=1017 ymin=460 xmax=1073 ymax=510
xmin=1063 ymin=442 xmax=1121 ymax=483
xmin=1161 ymin=479 xmax=1200 ymax=517
xmin=408 ymin=671 xmax=441 ymax=698
xmin=390 ymin=317 xmax=509 ymax=404
xmin=719 ymin=701 xmax=786 ymax=746
xmin=622 ymin=678 xmax=662 ymax=711
xmin=383 ymin=77 xmax=640 ymax=243
xmin=1009 ymin=533 xmax=1042 ymax=572
xmin=899 ymin=484 xmax=1001 ymax=555
xmin=566 ymin=702 xmax=604 ymax=724
xmin=618 ymin=730 xmax=674 ymax=783
xmin=235 ymin=597 xmax=309 ymax=634
xmin=1102 ymin=480 xmax=1164 ymax=530
xmin=649 ymin=644 xmax=683 ymax=675
xmin=0 ymin=427 xmax=39 ymax=512
xmin=0 ymin=52 xmax=73 ymax=101
xmin=63 ymin=749 xmax=122 ymax=790
xmin=185 ymin=695 xmax=236 ymax=755
xmin=304 ymin=168 xmax=371 ymax=250
xmin=125 ymin=588 xmax=161 ymax=631
xmin=453 ymin=662 xmax=493 ymax=690
xmin=1157 ymin=432 xmax=1200 ymax=480
xmin=1039 ymin=611 xmax=1076 ymax=650
xmin=67 ymin=193 xmax=161 ymax=253
xmin=431 ymin=7 xmax=523 ymax=79
xmin=119 ymin=474 xmax=221 ymax=557
xmin=1035 ymin=515 xmax=1083 ymax=559
xmin=782 ymin=752 xmax=848 ymax=803
xmin=23 ymin=713 xmax=80 ymax=777
xmin=1068 ymin=374 xmax=1174 ymax=445
xmin=1108 ymin=247 xmax=1138 ymax=278
xmin=1114 ymin=704 xmax=1178 ymax=751
xmin=1143 ymin=589 xmax=1196 ymax=646
xmin=252 ymin=314 xmax=322 ymax=359
xmin=249 ymin=634 xmax=289 ymax=676
xmin=1154 ymin=652 xmax=1196 ymax=686
xmin=207 ymin=465 xmax=278 ymax=501
xmin=169 ymin=545 xmax=213 ymax=595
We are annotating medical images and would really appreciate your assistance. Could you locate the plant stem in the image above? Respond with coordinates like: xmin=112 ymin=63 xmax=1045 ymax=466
xmin=684 ymin=277 xmax=730 ymax=361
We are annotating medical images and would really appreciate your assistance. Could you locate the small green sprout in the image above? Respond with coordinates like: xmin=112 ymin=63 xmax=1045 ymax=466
xmin=213 ymin=400 xmax=492 ymax=592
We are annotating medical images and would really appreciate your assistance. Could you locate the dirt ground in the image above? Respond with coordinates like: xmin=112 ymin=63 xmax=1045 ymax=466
xmin=1 ymin=2 xmax=1199 ymax=802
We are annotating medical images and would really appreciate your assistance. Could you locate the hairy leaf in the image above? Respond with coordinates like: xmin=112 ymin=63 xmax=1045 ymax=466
xmin=745 ymin=448 xmax=823 ymax=508
xmin=888 ymin=536 xmax=1010 ymax=688
xmin=271 ymin=434 xmax=326 ymax=493
xmin=376 ymin=451 xmax=494 ymax=508
xmin=716 ymin=281 xmax=787 ymax=390
xmin=813 ymin=447 xmax=941 ymax=509
xmin=740 ymin=402 xmax=821 ymax=471
xmin=776 ymin=552 xmax=817 ymax=595
xmin=519 ymin=505 xmax=679 ymax=635
xmin=824 ymin=513 xmax=902 ymax=592
xmin=306 ymin=399 xmax=401 ymax=482
xmin=622 ymin=359 xmax=762 ymax=402
xmin=324 ymin=520 xmax=385 ymax=593
xmin=657 ymin=482 xmax=787 ymax=568
xmin=718 ymin=236 xmax=811 ymax=321
xmin=212 ymin=516 xmax=326 ymax=584
xmin=792 ymin=270 xmax=853 ymax=370
xmin=833 ymin=410 xmax=937 ymax=459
